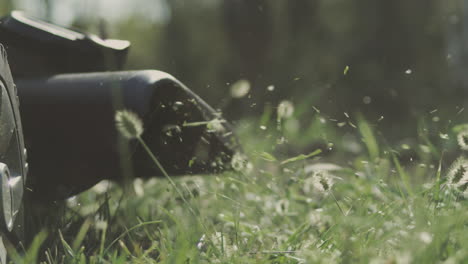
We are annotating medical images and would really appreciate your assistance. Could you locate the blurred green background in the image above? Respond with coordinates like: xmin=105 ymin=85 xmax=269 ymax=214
xmin=1 ymin=0 xmax=468 ymax=147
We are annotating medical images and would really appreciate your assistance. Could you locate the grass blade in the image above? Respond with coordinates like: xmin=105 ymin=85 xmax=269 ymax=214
xmin=281 ymin=149 xmax=322 ymax=165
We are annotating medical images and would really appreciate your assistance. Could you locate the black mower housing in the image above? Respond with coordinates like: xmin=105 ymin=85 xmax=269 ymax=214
xmin=0 ymin=11 xmax=240 ymax=200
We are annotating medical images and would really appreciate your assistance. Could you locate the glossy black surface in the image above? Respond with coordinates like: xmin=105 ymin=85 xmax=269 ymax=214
xmin=17 ymin=71 xmax=239 ymax=200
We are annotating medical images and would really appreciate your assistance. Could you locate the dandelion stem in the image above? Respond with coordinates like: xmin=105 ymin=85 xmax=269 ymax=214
xmin=137 ymin=137 xmax=173 ymax=187
xmin=136 ymin=136 xmax=206 ymax=229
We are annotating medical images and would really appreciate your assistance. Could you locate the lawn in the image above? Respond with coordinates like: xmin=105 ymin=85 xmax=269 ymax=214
xmin=11 ymin=109 xmax=468 ymax=264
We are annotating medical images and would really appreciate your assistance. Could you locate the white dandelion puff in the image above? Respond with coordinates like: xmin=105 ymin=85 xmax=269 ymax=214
xmin=446 ymin=157 xmax=468 ymax=186
xmin=457 ymin=130 xmax=468 ymax=151
xmin=277 ymin=100 xmax=294 ymax=119
xmin=230 ymin=79 xmax=250 ymax=98
xmin=312 ymin=171 xmax=334 ymax=192
xmin=231 ymin=152 xmax=251 ymax=173
xmin=418 ymin=232 xmax=433 ymax=244
xmin=115 ymin=110 xmax=144 ymax=139
xmin=304 ymin=170 xmax=335 ymax=194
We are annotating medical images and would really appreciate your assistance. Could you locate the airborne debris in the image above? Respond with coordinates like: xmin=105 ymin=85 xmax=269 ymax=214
xmin=312 ymin=106 xmax=320 ymax=113
xmin=363 ymin=96 xmax=372 ymax=104
xmin=231 ymin=152 xmax=251 ymax=173
xmin=277 ymin=100 xmax=295 ymax=119
xmin=439 ymin=133 xmax=449 ymax=140
xmin=343 ymin=65 xmax=350 ymax=75
xmin=281 ymin=149 xmax=322 ymax=165
xmin=259 ymin=151 xmax=277 ymax=162
xmin=207 ymin=118 xmax=226 ymax=133
xmin=230 ymin=79 xmax=251 ymax=98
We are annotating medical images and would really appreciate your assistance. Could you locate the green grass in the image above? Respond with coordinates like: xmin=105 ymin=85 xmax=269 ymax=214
xmin=10 ymin=112 xmax=468 ymax=263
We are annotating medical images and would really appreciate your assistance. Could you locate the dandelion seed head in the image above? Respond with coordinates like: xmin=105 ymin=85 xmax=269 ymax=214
xmin=304 ymin=170 xmax=335 ymax=194
xmin=230 ymin=79 xmax=250 ymax=98
xmin=277 ymin=100 xmax=294 ymax=119
xmin=115 ymin=110 xmax=144 ymax=139
xmin=275 ymin=199 xmax=290 ymax=215
xmin=95 ymin=220 xmax=108 ymax=230
xmin=315 ymin=173 xmax=332 ymax=192
xmin=457 ymin=130 xmax=468 ymax=150
xmin=447 ymin=157 xmax=468 ymax=186
xmin=363 ymin=96 xmax=372 ymax=104
xmin=418 ymin=232 xmax=433 ymax=244
xmin=231 ymin=152 xmax=250 ymax=173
